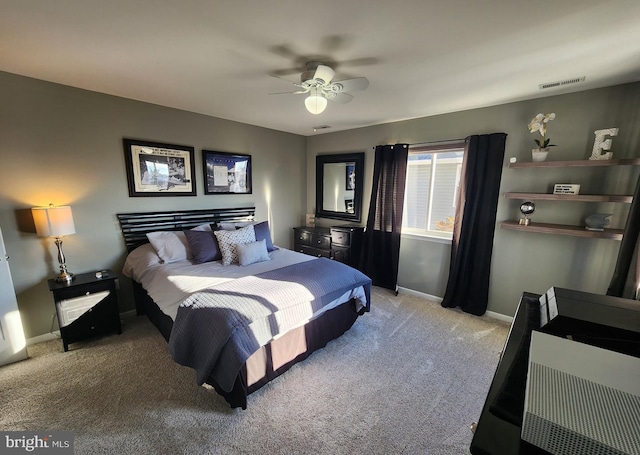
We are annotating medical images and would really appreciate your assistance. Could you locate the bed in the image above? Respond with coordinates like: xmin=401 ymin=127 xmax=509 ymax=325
xmin=117 ymin=207 xmax=371 ymax=409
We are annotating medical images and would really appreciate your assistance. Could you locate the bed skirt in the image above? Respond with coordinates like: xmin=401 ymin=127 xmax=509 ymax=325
xmin=132 ymin=280 xmax=361 ymax=409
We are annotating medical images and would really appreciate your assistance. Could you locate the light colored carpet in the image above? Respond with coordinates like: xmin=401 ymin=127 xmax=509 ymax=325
xmin=0 ymin=287 xmax=509 ymax=455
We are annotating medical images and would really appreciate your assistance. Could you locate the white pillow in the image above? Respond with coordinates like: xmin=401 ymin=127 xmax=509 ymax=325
xmin=146 ymin=223 xmax=212 ymax=263
xmin=122 ymin=244 xmax=161 ymax=280
xmin=218 ymin=221 xmax=253 ymax=231
xmin=237 ymin=239 xmax=271 ymax=266
xmin=213 ymin=224 xmax=256 ymax=265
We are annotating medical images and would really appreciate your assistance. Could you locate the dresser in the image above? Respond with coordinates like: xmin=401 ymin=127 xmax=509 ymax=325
xmin=293 ymin=225 xmax=364 ymax=270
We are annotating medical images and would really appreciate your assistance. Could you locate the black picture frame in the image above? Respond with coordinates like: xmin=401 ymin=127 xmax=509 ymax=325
xmin=346 ymin=163 xmax=356 ymax=190
xmin=123 ymin=139 xmax=196 ymax=197
xmin=202 ymin=150 xmax=252 ymax=195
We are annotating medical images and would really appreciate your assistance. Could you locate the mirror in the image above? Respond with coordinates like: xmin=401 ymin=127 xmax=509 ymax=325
xmin=316 ymin=152 xmax=364 ymax=222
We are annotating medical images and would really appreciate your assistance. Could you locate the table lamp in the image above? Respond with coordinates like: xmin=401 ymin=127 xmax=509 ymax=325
xmin=32 ymin=204 xmax=76 ymax=283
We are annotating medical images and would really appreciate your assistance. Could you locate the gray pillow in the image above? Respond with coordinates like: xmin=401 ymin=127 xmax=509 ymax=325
xmin=183 ymin=229 xmax=221 ymax=263
xmin=253 ymin=221 xmax=277 ymax=252
xmin=236 ymin=239 xmax=271 ymax=266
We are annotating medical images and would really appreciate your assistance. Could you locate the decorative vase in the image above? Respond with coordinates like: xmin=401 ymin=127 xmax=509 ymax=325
xmin=531 ymin=148 xmax=549 ymax=162
xmin=585 ymin=213 xmax=612 ymax=231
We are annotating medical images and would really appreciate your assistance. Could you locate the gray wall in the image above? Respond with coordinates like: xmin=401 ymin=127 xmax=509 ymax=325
xmin=0 ymin=71 xmax=307 ymax=339
xmin=308 ymin=82 xmax=640 ymax=317
xmin=3 ymin=69 xmax=638 ymax=338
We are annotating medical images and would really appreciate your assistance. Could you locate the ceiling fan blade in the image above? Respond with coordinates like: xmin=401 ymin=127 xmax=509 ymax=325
xmin=313 ymin=64 xmax=335 ymax=84
xmin=326 ymin=92 xmax=353 ymax=104
xmin=332 ymin=77 xmax=369 ymax=92
xmin=270 ymin=67 xmax=305 ymax=77
xmin=336 ymin=57 xmax=379 ymax=68
xmin=268 ymin=90 xmax=308 ymax=95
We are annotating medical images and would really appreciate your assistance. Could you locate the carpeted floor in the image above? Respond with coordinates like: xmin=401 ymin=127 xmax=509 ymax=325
xmin=0 ymin=287 xmax=509 ymax=455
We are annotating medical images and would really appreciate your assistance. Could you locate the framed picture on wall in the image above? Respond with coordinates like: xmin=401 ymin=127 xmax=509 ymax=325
xmin=123 ymin=139 xmax=196 ymax=197
xmin=346 ymin=163 xmax=356 ymax=190
xmin=202 ymin=150 xmax=252 ymax=194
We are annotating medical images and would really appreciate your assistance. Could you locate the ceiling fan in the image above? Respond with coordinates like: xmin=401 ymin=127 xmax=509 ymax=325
xmin=270 ymin=61 xmax=369 ymax=114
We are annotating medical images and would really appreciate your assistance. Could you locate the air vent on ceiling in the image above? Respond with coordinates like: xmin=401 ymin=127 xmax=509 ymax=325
xmin=539 ymin=77 xmax=586 ymax=90
xmin=313 ymin=125 xmax=331 ymax=131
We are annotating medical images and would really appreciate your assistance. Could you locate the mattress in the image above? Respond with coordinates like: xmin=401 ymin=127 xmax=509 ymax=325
xmin=122 ymin=244 xmax=366 ymax=323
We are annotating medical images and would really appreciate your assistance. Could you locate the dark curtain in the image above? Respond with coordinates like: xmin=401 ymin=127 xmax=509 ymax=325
xmin=360 ymin=144 xmax=409 ymax=291
xmin=441 ymin=133 xmax=507 ymax=315
xmin=607 ymin=174 xmax=640 ymax=297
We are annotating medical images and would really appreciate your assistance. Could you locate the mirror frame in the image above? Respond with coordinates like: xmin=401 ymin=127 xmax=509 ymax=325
xmin=315 ymin=152 xmax=365 ymax=223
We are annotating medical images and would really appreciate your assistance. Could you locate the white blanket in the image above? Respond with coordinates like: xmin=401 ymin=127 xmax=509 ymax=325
xmin=122 ymin=245 xmax=365 ymax=320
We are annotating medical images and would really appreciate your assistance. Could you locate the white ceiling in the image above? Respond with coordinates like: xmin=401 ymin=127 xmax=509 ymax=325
xmin=2 ymin=0 xmax=640 ymax=136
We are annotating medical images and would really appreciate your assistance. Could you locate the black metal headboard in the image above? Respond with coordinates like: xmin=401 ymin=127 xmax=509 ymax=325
xmin=117 ymin=206 xmax=255 ymax=252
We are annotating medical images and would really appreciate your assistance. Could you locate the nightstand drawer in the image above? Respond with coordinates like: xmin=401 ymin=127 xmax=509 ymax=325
xmin=57 ymin=290 xmax=111 ymax=327
xmin=60 ymin=296 xmax=117 ymax=346
xmin=53 ymin=278 xmax=114 ymax=301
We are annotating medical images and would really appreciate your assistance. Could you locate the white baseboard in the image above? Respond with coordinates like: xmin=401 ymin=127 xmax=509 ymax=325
xmin=26 ymin=310 xmax=138 ymax=346
xmin=397 ymin=286 xmax=513 ymax=323
xmin=397 ymin=286 xmax=443 ymax=303
xmin=484 ymin=310 xmax=513 ymax=323
xmin=27 ymin=331 xmax=60 ymax=346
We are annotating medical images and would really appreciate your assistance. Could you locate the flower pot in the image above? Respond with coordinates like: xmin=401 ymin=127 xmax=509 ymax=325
xmin=585 ymin=213 xmax=612 ymax=231
xmin=532 ymin=148 xmax=549 ymax=162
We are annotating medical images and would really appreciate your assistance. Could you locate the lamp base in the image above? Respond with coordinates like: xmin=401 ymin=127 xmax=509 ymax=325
xmin=55 ymin=271 xmax=74 ymax=284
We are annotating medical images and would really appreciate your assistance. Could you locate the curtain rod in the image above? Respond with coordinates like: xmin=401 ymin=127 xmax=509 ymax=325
xmin=410 ymin=138 xmax=467 ymax=147
xmin=372 ymin=138 xmax=467 ymax=149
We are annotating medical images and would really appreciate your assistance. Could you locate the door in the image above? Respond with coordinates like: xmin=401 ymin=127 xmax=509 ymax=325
xmin=0 ymin=227 xmax=28 ymax=366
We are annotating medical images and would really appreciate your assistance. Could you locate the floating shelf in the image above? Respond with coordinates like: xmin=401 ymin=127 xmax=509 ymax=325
xmin=508 ymin=158 xmax=640 ymax=169
xmin=500 ymin=221 xmax=624 ymax=240
xmin=504 ymin=192 xmax=633 ymax=203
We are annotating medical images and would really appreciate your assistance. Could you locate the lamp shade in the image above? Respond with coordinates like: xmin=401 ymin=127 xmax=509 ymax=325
xmin=32 ymin=205 xmax=76 ymax=238
xmin=305 ymin=92 xmax=327 ymax=115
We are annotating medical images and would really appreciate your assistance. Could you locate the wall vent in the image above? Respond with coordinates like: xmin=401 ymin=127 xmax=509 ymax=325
xmin=313 ymin=125 xmax=331 ymax=131
xmin=539 ymin=76 xmax=586 ymax=90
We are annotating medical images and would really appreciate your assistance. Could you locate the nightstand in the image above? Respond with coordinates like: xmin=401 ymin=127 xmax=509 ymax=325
xmin=47 ymin=270 xmax=122 ymax=352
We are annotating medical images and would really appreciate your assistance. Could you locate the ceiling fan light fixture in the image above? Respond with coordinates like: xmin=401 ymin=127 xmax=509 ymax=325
xmin=305 ymin=92 xmax=327 ymax=114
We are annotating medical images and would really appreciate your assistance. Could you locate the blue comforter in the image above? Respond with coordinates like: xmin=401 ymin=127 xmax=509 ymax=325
xmin=168 ymin=258 xmax=371 ymax=392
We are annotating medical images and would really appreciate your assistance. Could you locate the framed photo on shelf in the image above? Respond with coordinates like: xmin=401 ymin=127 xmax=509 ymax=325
xmin=202 ymin=150 xmax=252 ymax=194
xmin=123 ymin=139 xmax=196 ymax=197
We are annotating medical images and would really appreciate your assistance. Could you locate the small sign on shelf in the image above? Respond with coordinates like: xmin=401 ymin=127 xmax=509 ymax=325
xmin=553 ymin=184 xmax=580 ymax=195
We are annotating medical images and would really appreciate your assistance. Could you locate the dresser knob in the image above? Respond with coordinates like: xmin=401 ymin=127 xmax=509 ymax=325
xmin=85 ymin=291 xmax=90 ymax=296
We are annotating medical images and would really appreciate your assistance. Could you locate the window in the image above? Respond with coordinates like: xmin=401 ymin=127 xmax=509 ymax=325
xmin=402 ymin=143 xmax=465 ymax=239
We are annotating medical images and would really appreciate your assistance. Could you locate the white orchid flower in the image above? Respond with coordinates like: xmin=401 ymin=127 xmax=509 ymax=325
xmin=528 ymin=112 xmax=557 ymax=149
xmin=528 ymin=122 xmax=540 ymax=133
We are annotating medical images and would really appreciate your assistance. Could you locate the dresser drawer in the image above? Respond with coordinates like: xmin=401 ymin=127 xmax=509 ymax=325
xmin=331 ymin=229 xmax=351 ymax=246
xmin=311 ymin=233 xmax=331 ymax=250
xmin=298 ymin=245 xmax=331 ymax=258
xmin=331 ymin=245 xmax=351 ymax=264
xmin=294 ymin=229 xmax=312 ymax=246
